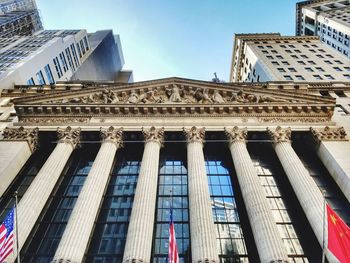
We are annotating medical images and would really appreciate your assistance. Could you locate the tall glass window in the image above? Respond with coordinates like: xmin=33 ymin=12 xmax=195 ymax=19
xmin=44 ymin=64 xmax=55 ymax=84
xmin=205 ymin=153 xmax=249 ymax=262
xmin=21 ymin=144 xmax=98 ymax=262
xmin=152 ymin=149 xmax=190 ymax=263
xmin=59 ymin=52 xmax=68 ymax=72
xmin=76 ymin=43 xmax=82 ymax=58
xmin=26 ymin=77 xmax=35 ymax=85
xmin=85 ymin=145 xmax=142 ymax=262
xmin=36 ymin=70 xmax=45 ymax=85
xmin=70 ymin=44 xmax=80 ymax=67
xmin=53 ymin=57 xmax=63 ymax=78
xmin=65 ymin=48 xmax=75 ymax=71
xmin=83 ymin=36 xmax=89 ymax=51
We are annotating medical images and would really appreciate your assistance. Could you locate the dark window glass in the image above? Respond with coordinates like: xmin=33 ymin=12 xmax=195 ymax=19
xmin=85 ymin=145 xmax=142 ymax=262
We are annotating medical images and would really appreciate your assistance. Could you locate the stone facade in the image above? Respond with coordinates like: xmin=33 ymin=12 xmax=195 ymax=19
xmin=0 ymin=78 xmax=349 ymax=263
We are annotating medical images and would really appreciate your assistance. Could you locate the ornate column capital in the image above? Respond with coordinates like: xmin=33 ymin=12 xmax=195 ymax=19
xmin=2 ymin=126 xmax=39 ymax=152
xmin=267 ymin=126 xmax=291 ymax=144
xmin=183 ymin=126 xmax=205 ymax=144
xmin=57 ymin=126 xmax=81 ymax=149
xmin=310 ymin=126 xmax=348 ymax=143
xmin=225 ymin=126 xmax=247 ymax=144
xmin=101 ymin=126 xmax=123 ymax=147
xmin=142 ymin=126 xmax=164 ymax=146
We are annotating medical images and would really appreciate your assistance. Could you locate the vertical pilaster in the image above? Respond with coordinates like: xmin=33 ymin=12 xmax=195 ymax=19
xmin=123 ymin=127 xmax=164 ymax=263
xmin=225 ymin=127 xmax=289 ymax=263
xmin=15 ymin=127 xmax=80 ymax=259
xmin=53 ymin=127 xmax=123 ymax=263
xmin=184 ymin=126 xmax=218 ymax=263
xmin=0 ymin=127 xmax=38 ymax=197
xmin=310 ymin=126 xmax=350 ymax=203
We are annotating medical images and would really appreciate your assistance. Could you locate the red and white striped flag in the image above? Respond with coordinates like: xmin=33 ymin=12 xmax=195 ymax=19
xmin=168 ymin=208 xmax=179 ymax=263
xmin=0 ymin=208 xmax=15 ymax=263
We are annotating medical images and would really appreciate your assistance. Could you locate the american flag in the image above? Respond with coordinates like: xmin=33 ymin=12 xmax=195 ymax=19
xmin=168 ymin=208 xmax=179 ymax=263
xmin=0 ymin=208 xmax=15 ymax=263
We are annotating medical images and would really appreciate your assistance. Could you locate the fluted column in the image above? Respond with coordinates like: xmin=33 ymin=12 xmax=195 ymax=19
xmin=311 ymin=126 xmax=350 ymax=203
xmin=53 ymin=127 xmax=123 ymax=263
xmin=225 ymin=127 xmax=289 ymax=263
xmin=184 ymin=126 xmax=218 ymax=263
xmin=123 ymin=127 xmax=164 ymax=263
xmin=14 ymin=127 xmax=80 ymax=259
xmin=0 ymin=127 xmax=38 ymax=197
xmin=267 ymin=126 xmax=338 ymax=262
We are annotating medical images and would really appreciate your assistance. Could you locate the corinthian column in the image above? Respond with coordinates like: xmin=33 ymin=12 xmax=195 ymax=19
xmin=225 ymin=127 xmax=288 ymax=263
xmin=267 ymin=127 xmax=326 ymax=244
xmin=0 ymin=127 xmax=38 ymax=197
xmin=184 ymin=126 xmax=218 ymax=263
xmin=310 ymin=126 xmax=350 ymax=203
xmin=14 ymin=127 xmax=80 ymax=258
xmin=53 ymin=127 xmax=123 ymax=263
xmin=123 ymin=127 xmax=164 ymax=263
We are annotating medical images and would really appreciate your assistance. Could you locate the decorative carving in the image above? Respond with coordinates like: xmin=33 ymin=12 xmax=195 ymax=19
xmin=19 ymin=118 xmax=89 ymax=124
xmin=258 ymin=117 xmax=330 ymax=123
xmin=101 ymin=126 xmax=123 ymax=146
xmin=57 ymin=126 xmax=81 ymax=148
xmin=225 ymin=126 xmax=247 ymax=143
xmin=184 ymin=126 xmax=205 ymax=144
xmin=48 ymin=86 xmax=298 ymax=105
xmin=2 ymin=126 xmax=39 ymax=152
xmin=267 ymin=126 xmax=291 ymax=143
xmin=142 ymin=126 xmax=164 ymax=145
xmin=310 ymin=126 xmax=348 ymax=142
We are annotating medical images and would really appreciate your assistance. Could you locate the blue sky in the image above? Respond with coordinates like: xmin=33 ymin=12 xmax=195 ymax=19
xmin=36 ymin=0 xmax=300 ymax=82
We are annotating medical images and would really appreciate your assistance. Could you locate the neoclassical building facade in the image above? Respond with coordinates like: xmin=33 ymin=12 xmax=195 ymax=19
xmin=0 ymin=77 xmax=349 ymax=263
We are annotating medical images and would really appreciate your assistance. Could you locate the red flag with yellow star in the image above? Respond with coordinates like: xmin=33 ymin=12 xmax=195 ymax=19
xmin=327 ymin=204 xmax=350 ymax=263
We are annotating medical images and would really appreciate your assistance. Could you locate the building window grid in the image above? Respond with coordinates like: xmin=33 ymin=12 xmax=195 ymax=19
xmin=153 ymin=159 xmax=190 ymax=263
xmin=206 ymin=158 xmax=249 ymax=262
xmin=65 ymin=48 xmax=75 ymax=71
xmin=44 ymin=64 xmax=55 ymax=84
xmin=70 ymin=44 xmax=80 ymax=68
xmin=85 ymin=153 xmax=142 ymax=262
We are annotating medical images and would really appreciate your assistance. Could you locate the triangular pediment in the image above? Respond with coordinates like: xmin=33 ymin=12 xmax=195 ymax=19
xmin=11 ymin=77 xmax=335 ymax=122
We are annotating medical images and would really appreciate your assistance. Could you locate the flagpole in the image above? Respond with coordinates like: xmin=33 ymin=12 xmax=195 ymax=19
xmin=321 ymin=190 xmax=326 ymax=263
xmin=14 ymin=191 xmax=20 ymax=263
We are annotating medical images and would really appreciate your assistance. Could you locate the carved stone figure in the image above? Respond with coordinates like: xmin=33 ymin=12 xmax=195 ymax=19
xmin=140 ymin=89 xmax=162 ymax=104
xmin=212 ymin=90 xmax=225 ymax=103
xmin=194 ymin=88 xmax=213 ymax=103
xmin=258 ymin=95 xmax=288 ymax=103
xmin=167 ymin=85 xmax=182 ymax=102
xmin=128 ymin=91 xmax=139 ymax=104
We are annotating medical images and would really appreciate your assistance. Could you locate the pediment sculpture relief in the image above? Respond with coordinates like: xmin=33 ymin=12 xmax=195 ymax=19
xmin=49 ymin=85 xmax=295 ymax=105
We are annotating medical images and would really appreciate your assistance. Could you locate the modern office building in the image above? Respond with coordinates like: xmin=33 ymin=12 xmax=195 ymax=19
xmin=0 ymin=77 xmax=349 ymax=262
xmin=0 ymin=0 xmax=42 ymax=37
xmin=296 ymin=0 xmax=350 ymax=59
xmin=230 ymin=33 xmax=350 ymax=83
xmin=0 ymin=29 xmax=132 ymax=91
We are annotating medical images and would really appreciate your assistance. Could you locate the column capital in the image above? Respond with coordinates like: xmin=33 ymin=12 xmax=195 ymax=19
xmin=267 ymin=126 xmax=291 ymax=143
xmin=225 ymin=126 xmax=247 ymax=144
xmin=142 ymin=126 xmax=164 ymax=146
xmin=183 ymin=126 xmax=205 ymax=144
xmin=101 ymin=126 xmax=123 ymax=147
xmin=310 ymin=126 xmax=348 ymax=143
xmin=2 ymin=126 xmax=39 ymax=152
xmin=57 ymin=126 xmax=81 ymax=149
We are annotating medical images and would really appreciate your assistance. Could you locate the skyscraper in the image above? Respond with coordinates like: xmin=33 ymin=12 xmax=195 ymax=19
xmin=0 ymin=0 xmax=42 ymax=37
xmin=296 ymin=0 xmax=350 ymax=58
